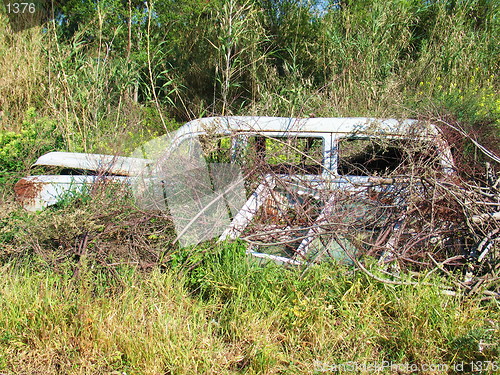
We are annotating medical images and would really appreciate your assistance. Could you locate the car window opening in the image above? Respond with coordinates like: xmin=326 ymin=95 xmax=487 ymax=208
xmin=338 ymin=138 xmax=440 ymax=176
xmin=252 ymin=136 xmax=324 ymax=175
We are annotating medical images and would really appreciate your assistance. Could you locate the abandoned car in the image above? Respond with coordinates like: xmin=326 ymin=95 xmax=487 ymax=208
xmin=15 ymin=117 xmax=457 ymax=264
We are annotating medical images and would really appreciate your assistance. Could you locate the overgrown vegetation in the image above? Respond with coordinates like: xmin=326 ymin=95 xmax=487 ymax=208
xmin=0 ymin=0 xmax=499 ymax=373
xmin=0 ymin=245 xmax=498 ymax=374
xmin=0 ymin=0 xmax=498 ymax=153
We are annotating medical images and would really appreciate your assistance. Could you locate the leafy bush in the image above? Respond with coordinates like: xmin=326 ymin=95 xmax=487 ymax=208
xmin=0 ymin=109 xmax=65 ymax=174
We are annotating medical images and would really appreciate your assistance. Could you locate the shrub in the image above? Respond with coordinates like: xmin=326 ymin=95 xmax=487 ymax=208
xmin=0 ymin=108 xmax=65 ymax=174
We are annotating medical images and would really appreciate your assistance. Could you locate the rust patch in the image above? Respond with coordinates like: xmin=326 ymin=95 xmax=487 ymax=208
xmin=14 ymin=178 xmax=44 ymax=203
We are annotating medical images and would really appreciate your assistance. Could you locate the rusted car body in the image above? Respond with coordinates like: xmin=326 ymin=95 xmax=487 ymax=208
xmin=15 ymin=152 xmax=151 ymax=211
xmin=15 ymin=117 xmax=455 ymax=264
xmin=174 ymin=117 xmax=454 ymax=264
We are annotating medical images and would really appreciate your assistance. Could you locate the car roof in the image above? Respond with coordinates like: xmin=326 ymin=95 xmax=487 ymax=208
xmin=174 ymin=116 xmax=439 ymax=138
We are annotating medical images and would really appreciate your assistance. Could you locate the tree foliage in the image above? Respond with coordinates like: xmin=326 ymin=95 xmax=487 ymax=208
xmin=0 ymin=0 xmax=497 ymax=152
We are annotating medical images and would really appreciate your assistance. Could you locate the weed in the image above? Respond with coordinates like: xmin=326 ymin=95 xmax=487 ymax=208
xmin=0 ymin=255 xmax=497 ymax=374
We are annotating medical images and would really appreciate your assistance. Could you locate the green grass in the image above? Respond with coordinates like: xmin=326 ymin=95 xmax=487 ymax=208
xmin=0 ymin=244 xmax=497 ymax=374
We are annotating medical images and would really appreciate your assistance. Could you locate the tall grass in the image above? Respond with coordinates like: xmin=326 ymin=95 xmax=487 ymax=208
xmin=1 ymin=0 xmax=498 ymax=154
xmin=0 ymin=243 xmax=498 ymax=374
xmin=0 ymin=16 xmax=48 ymax=132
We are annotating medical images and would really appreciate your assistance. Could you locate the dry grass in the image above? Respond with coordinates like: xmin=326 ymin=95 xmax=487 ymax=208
xmin=0 ymin=15 xmax=48 ymax=132
xmin=0 ymin=253 xmax=498 ymax=374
